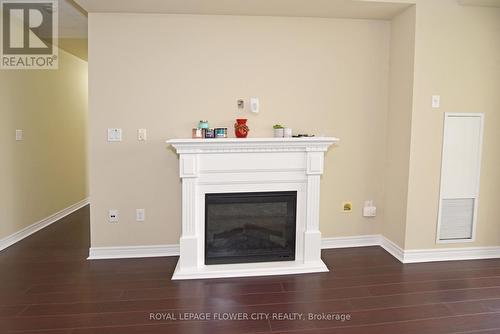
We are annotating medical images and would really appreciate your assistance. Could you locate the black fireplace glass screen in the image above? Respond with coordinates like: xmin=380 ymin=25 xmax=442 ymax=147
xmin=205 ymin=191 xmax=297 ymax=265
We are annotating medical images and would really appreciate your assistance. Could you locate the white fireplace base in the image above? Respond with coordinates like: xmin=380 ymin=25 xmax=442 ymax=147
xmin=167 ymin=137 xmax=338 ymax=280
xmin=172 ymin=255 xmax=328 ymax=280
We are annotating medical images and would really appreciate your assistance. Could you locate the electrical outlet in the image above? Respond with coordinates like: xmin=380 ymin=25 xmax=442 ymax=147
xmin=137 ymin=128 xmax=147 ymax=141
xmin=363 ymin=206 xmax=377 ymax=217
xmin=108 ymin=209 xmax=119 ymax=223
xmin=363 ymin=200 xmax=377 ymax=217
xmin=15 ymin=129 xmax=23 ymax=141
xmin=107 ymin=128 xmax=122 ymax=142
xmin=136 ymin=209 xmax=145 ymax=222
xmin=342 ymin=202 xmax=353 ymax=213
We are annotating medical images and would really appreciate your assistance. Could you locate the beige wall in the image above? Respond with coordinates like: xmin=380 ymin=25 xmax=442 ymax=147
xmin=382 ymin=5 xmax=415 ymax=248
xmin=88 ymin=2 xmax=500 ymax=251
xmin=404 ymin=0 xmax=500 ymax=249
xmin=0 ymin=49 xmax=88 ymax=240
xmin=88 ymin=14 xmax=390 ymax=247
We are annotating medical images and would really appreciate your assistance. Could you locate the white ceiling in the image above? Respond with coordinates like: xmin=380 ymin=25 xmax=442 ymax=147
xmin=11 ymin=0 xmax=498 ymax=40
xmin=458 ymin=0 xmax=500 ymax=7
xmin=73 ymin=0 xmax=412 ymax=20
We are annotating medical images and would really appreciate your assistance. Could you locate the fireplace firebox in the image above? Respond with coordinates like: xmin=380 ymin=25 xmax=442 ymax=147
xmin=205 ymin=191 xmax=297 ymax=265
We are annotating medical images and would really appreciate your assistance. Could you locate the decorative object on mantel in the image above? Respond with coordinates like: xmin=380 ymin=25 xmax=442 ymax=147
xmin=273 ymin=124 xmax=293 ymax=138
xmin=192 ymin=120 xmax=210 ymax=139
xmin=192 ymin=128 xmax=203 ymax=138
xmin=234 ymin=118 xmax=249 ymax=138
xmin=205 ymin=128 xmax=215 ymax=138
xmin=198 ymin=120 xmax=209 ymax=129
xmin=192 ymin=121 xmax=228 ymax=139
xmin=293 ymin=134 xmax=315 ymax=138
xmin=273 ymin=124 xmax=284 ymax=138
xmin=214 ymin=127 xmax=227 ymax=138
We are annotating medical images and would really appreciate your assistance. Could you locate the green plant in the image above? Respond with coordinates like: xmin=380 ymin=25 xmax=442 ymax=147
xmin=273 ymin=124 xmax=284 ymax=129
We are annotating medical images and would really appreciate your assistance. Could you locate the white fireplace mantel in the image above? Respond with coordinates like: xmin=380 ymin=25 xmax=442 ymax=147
xmin=167 ymin=137 xmax=339 ymax=280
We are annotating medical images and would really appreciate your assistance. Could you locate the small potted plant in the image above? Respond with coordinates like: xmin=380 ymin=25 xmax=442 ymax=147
xmin=273 ymin=124 xmax=285 ymax=138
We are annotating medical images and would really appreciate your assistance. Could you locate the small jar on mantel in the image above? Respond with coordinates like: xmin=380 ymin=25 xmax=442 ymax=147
xmin=192 ymin=128 xmax=203 ymax=138
xmin=198 ymin=120 xmax=209 ymax=129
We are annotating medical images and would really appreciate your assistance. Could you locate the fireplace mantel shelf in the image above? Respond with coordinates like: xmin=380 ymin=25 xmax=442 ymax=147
xmin=167 ymin=136 xmax=339 ymax=280
xmin=167 ymin=137 xmax=339 ymax=154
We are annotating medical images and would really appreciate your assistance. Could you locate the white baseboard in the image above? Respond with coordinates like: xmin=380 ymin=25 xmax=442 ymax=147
xmin=0 ymin=198 xmax=89 ymax=252
xmin=378 ymin=236 xmax=500 ymax=263
xmin=321 ymin=234 xmax=404 ymax=262
xmin=380 ymin=236 xmax=405 ymax=262
xmin=88 ymin=244 xmax=180 ymax=260
xmin=403 ymin=246 xmax=500 ymax=263
xmin=321 ymin=235 xmax=381 ymax=249
xmin=86 ymin=234 xmax=500 ymax=263
xmin=89 ymin=235 xmax=382 ymax=260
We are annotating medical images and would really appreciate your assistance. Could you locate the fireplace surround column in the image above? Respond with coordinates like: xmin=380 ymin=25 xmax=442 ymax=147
xmin=178 ymin=154 xmax=199 ymax=271
xmin=304 ymin=151 xmax=324 ymax=263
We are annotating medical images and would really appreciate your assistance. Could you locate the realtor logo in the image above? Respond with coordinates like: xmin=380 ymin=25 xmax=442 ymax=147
xmin=1 ymin=0 xmax=58 ymax=69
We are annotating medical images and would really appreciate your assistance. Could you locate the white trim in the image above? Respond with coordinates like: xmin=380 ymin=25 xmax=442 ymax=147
xmin=436 ymin=113 xmax=484 ymax=243
xmin=88 ymin=236 xmax=383 ymax=261
xmin=378 ymin=236 xmax=500 ymax=264
xmin=88 ymin=244 xmax=180 ymax=260
xmin=321 ymin=235 xmax=406 ymax=263
xmin=321 ymin=235 xmax=381 ymax=249
xmin=166 ymin=137 xmax=340 ymax=154
xmin=0 ymin=198 xmax=89 ymax=252
xmin=403 ymin=246 xmax=500 ymax=263
xmin=86 ymin=235 xmax=500 ymax=265
xmin=436 ymin=237 xmax=475 ymax=244
xmin=380 ymin=236 xmax=405 ymax=262
xmin=171 ymin=260 xmax=328 ymax=280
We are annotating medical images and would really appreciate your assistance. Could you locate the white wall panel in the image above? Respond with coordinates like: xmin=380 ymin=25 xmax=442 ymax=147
xmin=437 ymin=113 xmax=484 ymax=242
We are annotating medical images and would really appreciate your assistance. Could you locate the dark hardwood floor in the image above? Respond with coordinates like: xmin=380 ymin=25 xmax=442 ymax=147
xmin=1 ymin=206 xmax=500 ymax=333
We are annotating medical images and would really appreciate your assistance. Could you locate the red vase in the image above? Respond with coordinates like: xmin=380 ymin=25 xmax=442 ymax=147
xmin=234 ymin=118 xmax=249 ymax=138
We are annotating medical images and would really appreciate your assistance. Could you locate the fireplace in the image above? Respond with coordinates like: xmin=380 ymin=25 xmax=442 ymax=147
xmin=167 ymin=137 xmax=338 ymax=279
xmin=205 ymin=191 xmax=297 ymax=265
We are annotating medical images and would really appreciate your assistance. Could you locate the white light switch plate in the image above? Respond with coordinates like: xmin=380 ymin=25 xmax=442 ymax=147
xmin=15 ymin=129 xmax=23 ymax=141
xmin=107 ymin=128 xmax=122 ymax=142
xmin=432 ymin=95 xmax=441 ymax=108
xmin=250 ymin=97 xmax=259 ymax=113
xmin=136 ymin=209 xmax=145 ymax=222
